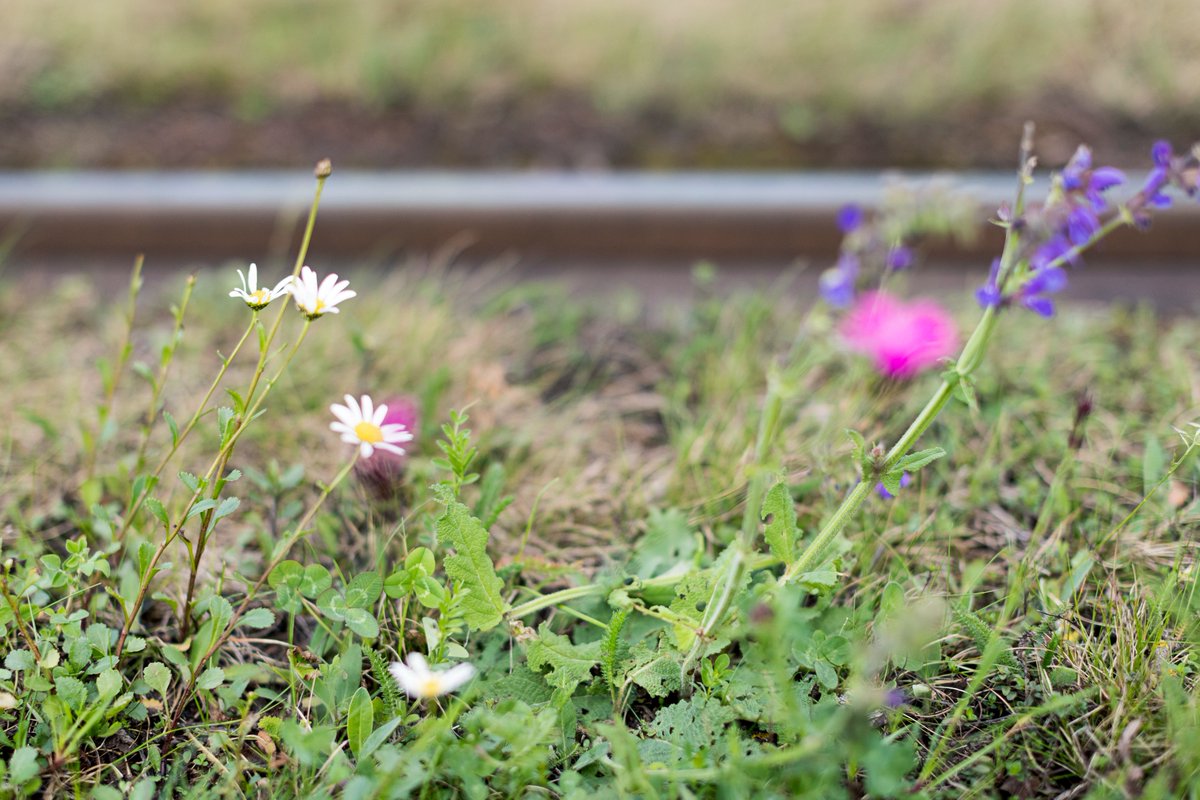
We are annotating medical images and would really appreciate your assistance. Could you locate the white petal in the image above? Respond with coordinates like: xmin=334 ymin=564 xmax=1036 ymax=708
xmin=406 ymin=653 xmax=430 ymax=674
xmin=374 ymin=442 xmax=407 ymax=456
xmin=388 ymin=663 xmax=422 ymax=697
xmin=374 ymin=403 xmax=389 ymax=424
xmin=330 ymin=421 xmax=353 ymax=436
xmin=440 ymin=663 xmax=476 ymax=693
xmin=342 ymin=394 xmax=362 ymax=421
xmin=330 ymin=403 xmax=357 ymax=427
xmin=360 ymin=395 xmax=374 ymax=422
xmin=360 ymin=441 xmax=375 ymax=458
xmin=247 ymin=263 xmax=259 ymax=291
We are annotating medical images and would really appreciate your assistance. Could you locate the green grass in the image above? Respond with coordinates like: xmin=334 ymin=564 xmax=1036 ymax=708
xmin=1 ymin=247 xmax=1199 ymax=796
xmin=8 ymin=0 xmax=1200 ymax=132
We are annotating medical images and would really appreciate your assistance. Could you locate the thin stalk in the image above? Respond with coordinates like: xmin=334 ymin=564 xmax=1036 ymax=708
xmin=167 ymin=453 xmax=357 ymax=735
xmin=85 ymin=255 xmax=144 ymax=480
xmin=0 ymin=574 xmax=41 ymax=661
xmin=116 ymin=314 xmax=258 ymax=542
xmin=131 ymin=275 xmax=196 ymax=475
xmin=678 ymin=380 xmax=786 ymax=681
xmin=115 ymin=321 xmax=312 ymax=657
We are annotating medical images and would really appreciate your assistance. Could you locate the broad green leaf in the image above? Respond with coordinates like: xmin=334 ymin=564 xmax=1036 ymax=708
xmin=143 ymin=662 xmax=170 ymax=698
xmin=212 ymin=496 xmax=240 ymax=522
xmin=345 ymin=572 xmax=382 ymax=609
xmin=96 ymin=669 xmax=122 ymax=700
xmin=343 ymin=608 xmax=379 ymax=639
xmin=761 ymin=480 xmax=800 ymax=566
xmin=238 ymin=608 xmax=276 ymax=629
xmin=196 ymin=667 xmax=225 ymax=690
xmin=526 ymin=624 xmax=601 ymax=697
xmin=438 ymin=501 xmax=508 ymax=630
xmin=4 ymin=650 xmax=34 ymax=671
xmin=894 ymin=447 xmax=946 ymax=474
xmin=346 ymin=686 xmax=374 ymax=759
xmin=54 ymin=675 xmax=87 ymax=712
xmin=9 ymin=746 xmax=39 ymax=784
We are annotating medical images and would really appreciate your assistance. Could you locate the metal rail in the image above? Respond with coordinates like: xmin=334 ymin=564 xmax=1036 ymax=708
xmin=2 ymin=171 xmax=1196 ymax=263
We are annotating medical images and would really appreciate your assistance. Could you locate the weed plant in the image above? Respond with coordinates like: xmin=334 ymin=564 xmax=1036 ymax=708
xmin=1 ymin=131 xmax=1200 ymax=798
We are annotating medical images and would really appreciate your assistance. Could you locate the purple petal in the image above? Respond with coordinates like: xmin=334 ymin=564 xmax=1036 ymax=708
xmin=1022 ymin=296 xmax=1056 ymax=317
xmin=886 ymin=245 xmax=914 ymax=271
xmin=1088 ymin=167 xmax=1125 ymax=192
xmin=1067 ymin=206 xmax=1100 ymax=246
xmin=1025 ymin=266 xmax=1068 ymax=296
xmin=836 ymin=204 xmax=864 ymax=234
xmin=1152 ymin=140 xmax=1173 ymax=168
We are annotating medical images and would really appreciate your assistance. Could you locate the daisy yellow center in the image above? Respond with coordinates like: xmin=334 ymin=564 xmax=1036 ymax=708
xmin=421 ymin=677 xmax=443 ymax=697
xmin=250 ymin=289 xmax=270 ymax=303
xmin=313 ymin=298 xmax=327 ymax=314
xmin=354 ymin=421 xmax=384 ymax=443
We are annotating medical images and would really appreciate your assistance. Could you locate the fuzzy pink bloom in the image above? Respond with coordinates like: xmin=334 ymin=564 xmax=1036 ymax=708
xmin=839 ymin=292 xmax=959 ymax=378
xmin=353 ymin=395 xmax=419 ymax=499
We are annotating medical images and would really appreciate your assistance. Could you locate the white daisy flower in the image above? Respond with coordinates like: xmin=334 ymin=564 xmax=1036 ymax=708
xmin=229 ymin=263 xmax=293 ymax=310
xmin=290 ymin=265 xmax=356 ymax=319
xmin=329 ymin=394 xmax=414 ymax=458
xmin=388 ymin=652 xmax=475 ymax=699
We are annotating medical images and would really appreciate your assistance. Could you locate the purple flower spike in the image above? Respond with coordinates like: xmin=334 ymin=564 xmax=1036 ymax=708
xmin=1031 ymin=235 xmax=1075 ymax=271
xmin=886 ymin=245 xmax=914 ymax=271
xmin=819 ymin=254 xmax=859 ymax=307
xmin=877 ymin=472 xmax=912 ymax=499
xmin=1152 ymin=140 xmax=1173 ymax=167
xmin=1022 ymin=296 xmax=1056 ymax=317
xmin=836 ymin=204 xmax=864 ymax=234
xmin=1067 ymin=206 xmax=1100 ymax=246
xmin=975 ymin=258 xmax=1002 ymax=309
xmin=1018 ymin=266 xmax=1068 ymax=317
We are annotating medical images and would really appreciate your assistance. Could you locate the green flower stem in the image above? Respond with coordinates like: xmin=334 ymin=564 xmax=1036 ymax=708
xmin=167 ymin=453 xmax=359 ymax=735
xmin=504 ymin=554 xmax=781 ymax=621
xmin=86 ymin=255 xmax=144 ymax=482
xmin=115 ymin=321 xmax=312 ymax=658
xmin=116 ymin=314 xmax=259 ymax=542
xmin=131 ymin=275 xmax=196 ymax=475
xmin=678 ymin=376 xmax=786 ymax=681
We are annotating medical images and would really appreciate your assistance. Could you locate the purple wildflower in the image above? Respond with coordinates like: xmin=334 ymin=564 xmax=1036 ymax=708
xmin=1066 ymin=205 xmax=1100 ymax=246
xmin=975 ymin=258 xmax=1002 ymax=309
xmin=1017 ymin=266 xmax=1068 ymax=317
xmin=1030 ymin=235 xmax=1075 ymax=271
xmin=886 ymin=245 xmax=914 ymax=271
xmin=819 ymin=253 xmax=859 ymax=307
xmin=877 ymin=472 xmax=912 ymax=499
xmin=837 ymin=204 xmax=864 ymax=234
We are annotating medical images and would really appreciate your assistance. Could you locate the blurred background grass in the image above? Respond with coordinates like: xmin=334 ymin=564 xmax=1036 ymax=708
xmin=4 ymin=0 xmax=1199 ymax=167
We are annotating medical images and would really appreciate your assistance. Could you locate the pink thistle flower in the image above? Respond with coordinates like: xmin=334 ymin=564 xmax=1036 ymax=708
xmin=353 ymin=395 xmax=419 ymax=499
xmin=839 ymin=292 xmax=959 ymax=379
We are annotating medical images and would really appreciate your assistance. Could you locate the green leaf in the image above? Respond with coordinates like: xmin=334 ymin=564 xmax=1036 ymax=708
xmin=343 ymin=608 xmax=380 ymax=639
xmin=212 ymin=496 xmax=240 ymax=522
xmin=345 ymin=572 xmax=383 ymax=609
xmin=8 ymin=746 xmax=39 ymax=784
xmin=143 ymin=662 xmax=171 ymax=698
xmin=438 ymin=501 xmax=508 ymax=630
xmin=846 ymin=428 xmax=867 ymax=467
xmin=143 ymin=497 xmax=169 ymax=528
xmin=346 ymin=686 xmax=374 ymax=759
xmin=5 ymin=650 xmax=34 ymax=671
xmin=163 ymin=410 xmax=180 ymax=447
xmin=96 ymin=669 xmax=122 ymax=700
xmin=196 ymin=667 xmax=225 ymax=690
xmin=894 ymin=446 xmax=947 ymax=474
xmin=880 ymin=470 xmax=903 ymax=497
xmin=761 ymin=480 xmax=800 ymax=566
xmin=54 ymin=675 xmax=87 ymax=712
xmin=300 ymin=565 xmax=332 ymax=597
xmin=238 ymin=607 xmax=276 ymax=629
xmin=178 ymin=471 xmax=202 ymax=494
xmin=526 ymin=624 xmax=601 ymax=697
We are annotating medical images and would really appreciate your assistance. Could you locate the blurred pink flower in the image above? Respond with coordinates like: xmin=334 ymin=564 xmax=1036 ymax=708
xmin=353 ymin=395 xmax=419 ymax=499
xmin=839 ymin=292 xmax=959 ymax=378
